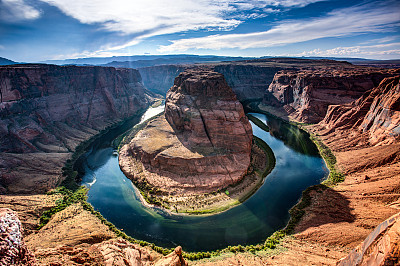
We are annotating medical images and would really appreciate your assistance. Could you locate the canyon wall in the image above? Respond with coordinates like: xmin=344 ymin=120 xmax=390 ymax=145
xmin=212 ymin=64 xmax=282 ymax=100
xmin=318 ymin=76 xmax=400 ymax=146
xmin=265 ymin=68 xmax=399 ymax=123
xmin=138 ymin=65 xmax=187 ymax=96
xmin=137 ymin=63 xmax=281 ymax=99
xmin=0 ymin=64 xmax=150 ymax=193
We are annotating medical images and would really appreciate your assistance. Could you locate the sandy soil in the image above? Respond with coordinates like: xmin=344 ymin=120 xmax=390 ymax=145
xmin=192 ymin=237 xmax=347 ymax=265
xmin=0 ymin=194 xmax=61 ymax=235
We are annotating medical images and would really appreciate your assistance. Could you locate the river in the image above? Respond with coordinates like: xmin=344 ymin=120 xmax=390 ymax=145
xmin=80 ymin=105 xmax=328 ymax=252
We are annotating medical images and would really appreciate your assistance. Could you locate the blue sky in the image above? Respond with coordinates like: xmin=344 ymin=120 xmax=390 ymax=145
xmin=1 ymin=0 xmax=399 ymax=62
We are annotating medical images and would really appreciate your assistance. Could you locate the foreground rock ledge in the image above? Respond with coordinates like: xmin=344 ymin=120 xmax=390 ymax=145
xmin=119 ymin=69 xmax=261 ymax=213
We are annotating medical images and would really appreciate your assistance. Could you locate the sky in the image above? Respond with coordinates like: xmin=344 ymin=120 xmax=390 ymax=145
xmin=0 ymin=0 xmax=399 ymax=62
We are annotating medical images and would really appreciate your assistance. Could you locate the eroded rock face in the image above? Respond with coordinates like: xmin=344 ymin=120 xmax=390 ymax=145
xmin=0 ymin=208 xmax=36 ymax=265
xmin=338 ymin=213 xmax=400 ymax=266
xmin=139 ymin=65 xmax=187 ymax=95
xmin=120 ymin=69 xmax=252 ymax=195
xmin=0 ymin=64 xmax=150 ymax=193
xmin=266 ymin=68 xmax=399 ymax=123
xmin=319 ymin=76 xmax=400 ymax=146
xmin=165 ymin=70 xmax=252 ymax=154
xmin=213 ymin=64 xmax=282 ymax=100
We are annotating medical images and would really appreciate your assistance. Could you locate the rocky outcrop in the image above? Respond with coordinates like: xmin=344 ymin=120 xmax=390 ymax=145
xmin=265 ymin=68 xmax=399 ymax=123
xmin=120 ymin=69 xmax=253 ymax=196
xmin=319 ymin=76 xmax=400 ymax=146
xmin=0 ymin=64 xmax=150 ymax=193
xmin=338 ymin=212 xmax=400 ymax=266
xmin=0 ymin=208 xmax=36 ymax=265
xmin=155 ymin=246 xmax=187 ymax=266
xmin=165 ymin=70 xmax=253 ymax=154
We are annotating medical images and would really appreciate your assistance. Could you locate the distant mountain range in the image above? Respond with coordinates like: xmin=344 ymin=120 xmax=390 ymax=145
xmin=0 ymin=57 xmax=18 ymax=65
xmin=0 ymin=55 xmax=399 ymax=68
xmin=42 ymin=54 xmax=253 ymax=66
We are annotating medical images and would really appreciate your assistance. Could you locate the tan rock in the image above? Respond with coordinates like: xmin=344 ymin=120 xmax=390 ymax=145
xmin=155 ymin=246 xmax=187 ymax=266
xmin=318 ymin=76 xmax=400 ymax=146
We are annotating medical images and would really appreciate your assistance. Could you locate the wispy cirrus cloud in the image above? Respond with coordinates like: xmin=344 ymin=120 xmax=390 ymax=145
xmin=20 ymin=0 xmax=322 ymax=55
xmin=36 ymin=0 xmax=324 ymax=35
xmin=293 ymin=42 xmax=400 ymax=58
xmin=0 ymin=0 xmax=41 ymax=21
xmin=158 ymin=1 xmax=400 ymax=53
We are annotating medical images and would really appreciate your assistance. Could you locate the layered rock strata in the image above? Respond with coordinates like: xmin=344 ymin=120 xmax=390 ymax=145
xmin=0 ymin=64 xmax=150 ymax=193
xmin=265 ymin=67 xmax=399 ymax=123
xmin=338 ymin=212 xmax=400 ymax=266
xmin=120 ymin=69 xmax=253 ymax=197
xmin=138 ymin=65 xmax=187 ymax=95
xmin=319 ymin=76 xmax=400 ymax=146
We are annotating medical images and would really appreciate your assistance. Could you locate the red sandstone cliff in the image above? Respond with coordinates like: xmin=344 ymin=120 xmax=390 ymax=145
xmin=0 ymin=64 xmax=150 ymax=193
xmin=318 ymin=76 xmax=400 ymax=147
xmin=265 ymin=68 xmax=399 ymax=123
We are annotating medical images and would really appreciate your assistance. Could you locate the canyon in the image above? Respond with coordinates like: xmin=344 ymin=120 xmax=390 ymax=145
xmin=0 ymin=58 xmax=399 ymax=265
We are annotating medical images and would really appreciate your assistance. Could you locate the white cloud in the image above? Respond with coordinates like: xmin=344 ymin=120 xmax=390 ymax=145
xmin=37 ymin=0 xmax=325 ymax=36
xmin=294 ymin=42 xmax=400 ymax=58
xmin=39 ymin=0 xmax=240 ymax=35
xmin=158 ymin=2 xmax=400 ymax=53
xmin=360 ymin=36 xmax=398 ymax=45
xmin=0 ymin=0 xmax=41 ymax=21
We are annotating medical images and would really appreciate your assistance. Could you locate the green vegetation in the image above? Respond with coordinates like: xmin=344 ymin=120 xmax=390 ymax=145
xmin=39 ymin=186 xmax=88 ymax=228
xmin=151 ymin=99 xmax=164 ymax=108
xmin=309 ymin=134 xmax=345 ymax=185
xmin=253 ymin=136 xmax=275 ymax=177
xmin=247 ymin=113 xmax=269 ymax=132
